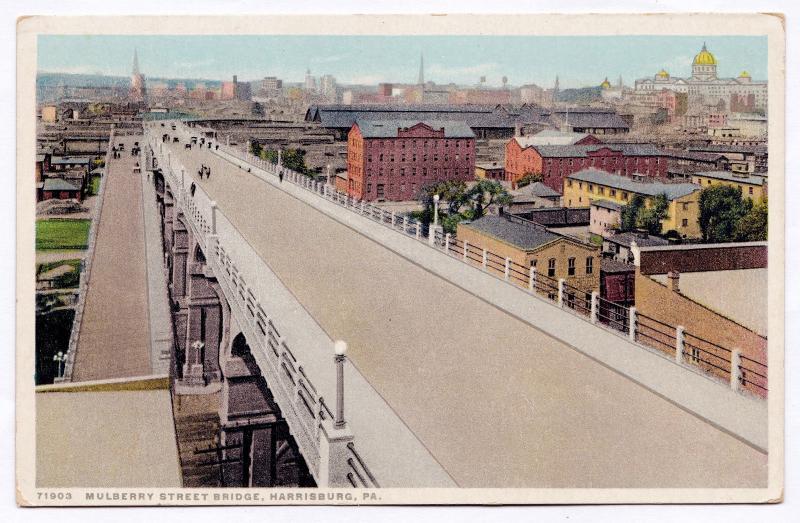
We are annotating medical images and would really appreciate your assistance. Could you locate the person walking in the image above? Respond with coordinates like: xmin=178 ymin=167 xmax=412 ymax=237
xmin=279 ymin=171 xmax=284 ymax=183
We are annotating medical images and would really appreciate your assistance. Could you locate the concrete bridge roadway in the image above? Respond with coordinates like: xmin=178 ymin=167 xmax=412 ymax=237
xmin=162 ymin=135 xmax=767 ymax=488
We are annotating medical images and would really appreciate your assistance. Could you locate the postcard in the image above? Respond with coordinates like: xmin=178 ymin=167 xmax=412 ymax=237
xmin=16 ymin=13 xmax=785 ymax=506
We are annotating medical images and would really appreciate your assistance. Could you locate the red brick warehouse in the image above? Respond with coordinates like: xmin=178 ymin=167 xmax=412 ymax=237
xmin=344 ymin=120 xmax=476 ymax=202
xmin=505 ymin=140 xmax=670 ymax=193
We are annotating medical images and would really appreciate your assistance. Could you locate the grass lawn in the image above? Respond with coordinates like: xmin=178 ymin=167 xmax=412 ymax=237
xmin=89 ymin=174 xmax=102 ymax=196
xmin=36 ymin=219 xmax=91 ymax=251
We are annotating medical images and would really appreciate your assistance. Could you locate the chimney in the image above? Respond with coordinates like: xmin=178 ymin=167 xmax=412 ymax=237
xmin=667 ymin=270 xmax=680 ymax=292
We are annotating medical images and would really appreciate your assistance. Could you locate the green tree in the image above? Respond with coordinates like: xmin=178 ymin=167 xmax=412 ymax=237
xmin=698 ymin=185 xmax=752 ymax=242
xmin=250 ymin=141 xmax=263 ymax=157
xmin=637 ymin=193 xmax=670 ymax=235
xmin=516 ymin=172 xmax=543 ymax=188
xmin=418 ymin=180 xmax=469 ymax=218
xmin=620 ymin=194 xmax=646 ymax=232
xmin=264 ymin=148 xmax=309 ymax=175
xmin=734 ymin=197 xmax=768 ymax=241
xmin=465 ymin=179 xmax=512 ymax=220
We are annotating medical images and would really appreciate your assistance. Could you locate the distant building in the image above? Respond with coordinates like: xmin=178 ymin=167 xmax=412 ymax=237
xmin=634 ymin=43 xmax=767 ymax=110
xmin=220 ymin=75 xmax=250 ymax=101
xmin=563 ymin=168 xmax=702 ymax=238
xmin=41 ymin=105 xmax=58 ymax=123
xmin=475 ymin=161 xmax=504 ymax=181
xmin=690 ymin=171 xmax=767 ymax=200
xmin=505 ymin=141 xmax=669 ymax=192
xmin=549 ymin=109 xmax=630 ymax=135
xmin=457 ymin=213 xmax=600 ymax=298
xmin=600 ymin=257 xmax=636 ymax=307
xmin=603 ymin=230 xmax=669 ymax=264
xmin=41 ymin=177 xmax=82 ymax=201
xmin=589 ymin=199 xmax=623 ymax=238
xmin=129 ymin=49 xmax=146 ymax=103
xmin=345 ymin=120 xmax=476 ymax=202
xmin=304 ymin=69 xmax=317 ymax=92
xmin=507 ymin=182 xmax=562 ymax=212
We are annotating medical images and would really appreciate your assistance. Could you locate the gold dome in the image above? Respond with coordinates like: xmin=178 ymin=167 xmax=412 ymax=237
xmin=656 ymin=69 xmax=669 ymax=78
xmin=693 ymin=43 xmax=717 ymax=65
xmin=739 ymin=70 xmax=751 ymax=78
xmin=600 ymin=77 xmax=612 ymax=89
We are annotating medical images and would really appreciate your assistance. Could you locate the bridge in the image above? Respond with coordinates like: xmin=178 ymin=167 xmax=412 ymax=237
xmin=53 ymin=119 xmax=769 ymax=489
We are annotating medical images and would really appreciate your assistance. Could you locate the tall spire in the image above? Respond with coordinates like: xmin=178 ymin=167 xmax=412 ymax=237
xmin=132 ymin=48 xmax=140 ymax=76
xmin=418 ymin=52 xmax=424 ymax=85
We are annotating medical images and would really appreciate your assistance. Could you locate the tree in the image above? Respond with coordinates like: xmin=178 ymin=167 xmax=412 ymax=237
xmin=250 ymin=141 xmax=263 ymax=157
xmin=516 ymin=172 xmax=543 ymax=188
xmin=698 ymin=185 xmax=752 ymax=242
xmin=734 ymin=197 xmax=768 ymax=241
xmin=637 ymin=193 xmax=670 ymax=235
xmin=620 ymin=194 xmax=646 ymax=232
xmin=263 ymin=148 xmax=309 ymax=175
xmin=418 ymin=180 xmax=469 ymax=218
xmin=465 ymin=179 xmax=512 ymax=220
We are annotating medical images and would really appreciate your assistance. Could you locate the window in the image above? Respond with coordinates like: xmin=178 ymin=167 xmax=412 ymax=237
xmin=682 ymin=202 xmax=689 ymax=211
xmin=530 ymin=259 xmax=537 ymax=268
xmin=682 ymin=218 xmax=688 ymax=227
xmin=367 ymin=183 xmax=372 ymax=192
xmin=568 ymin=180 xmax=573 ymax=188
xmin=749 ymin=186 xmax=754 ymax=195
xmin=599 ymin=187 xmax=605 ymax=195
xmin=400 ymin=168 xmax=405 ymax=177
xmin=568 ymin=257 xmax=576 ymax=276
xmin=586 ymin=256 xmax=593 ymax=275
xmin=622 ymin=192 xmax=629 ymax=201
xmin=548 ymin=258 xmax=556 ymax=277
xmin=610 ymin=189 xmax=616 ymax=197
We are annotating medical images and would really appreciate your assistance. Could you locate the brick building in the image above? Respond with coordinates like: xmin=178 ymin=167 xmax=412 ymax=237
xmin=504 ymin=141 xmax=669 ymax=192
xmin=344 ymin=120 xmax=476 ymax=202
xmin=457 ymin=214 xmax=600 ymax=297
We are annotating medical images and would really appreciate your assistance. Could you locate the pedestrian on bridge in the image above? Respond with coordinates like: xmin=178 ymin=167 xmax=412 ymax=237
xmin=279 ymin=171 xmax=284 ymax=183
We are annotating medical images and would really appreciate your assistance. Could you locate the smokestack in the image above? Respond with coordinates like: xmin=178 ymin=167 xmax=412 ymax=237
xmin=667 ymin=270 xmax=680 ymax=292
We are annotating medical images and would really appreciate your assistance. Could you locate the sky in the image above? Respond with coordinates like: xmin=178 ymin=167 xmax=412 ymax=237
xmin=37 ymin=35 xmax=768 ymax=88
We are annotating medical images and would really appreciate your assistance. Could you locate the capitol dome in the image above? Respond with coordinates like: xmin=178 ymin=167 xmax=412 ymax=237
xmin=600 ymin=77 xmax=612 ymax=89
xmin=739 ymin=71 xmax=751 ymax=78
xmin=656 ymin=69 xmax=670 ymax=78
xmin=693 ymin=43 xmax=717 ymax=65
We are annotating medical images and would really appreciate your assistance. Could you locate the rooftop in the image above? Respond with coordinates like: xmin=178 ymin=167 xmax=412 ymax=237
xmin=568 ymin=168 xmax=701 ymax=200
xmin=550 ymin=110 xmax=630 ymax=130
xmin=354 ymin=119 xmax=475 ymax=139
xmin=591 ymin=199 xmax=623 ymax=212
xmin=461 ymin=215 xmax=560 ymax=251
xmin=514 ymin=130 xmax=595 ymax=147
xmin=42 ymin=178 xmax=80 ymax=191
xmin=605 ymin=231 xmax=670 ymax=248
xmin=532 ymin=143 xmax=665 ymax=158
xmin=693 ymin=171 xmax=766 ymax=186
xmin=51 ymin=156 xmax=92 ymax=165
xmin=601 ymin=257 xmax=636 ymax=274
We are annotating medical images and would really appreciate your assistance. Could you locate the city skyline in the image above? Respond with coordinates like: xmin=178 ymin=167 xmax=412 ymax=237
xmin=37 ymin=35 xmax=768 ymax=88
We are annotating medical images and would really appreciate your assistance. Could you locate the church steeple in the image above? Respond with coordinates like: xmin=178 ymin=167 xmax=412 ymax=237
xmin=132 ymin=48 xmax=140 ymax=76
xmin=418 ymin=52 xmax=424 ymax=85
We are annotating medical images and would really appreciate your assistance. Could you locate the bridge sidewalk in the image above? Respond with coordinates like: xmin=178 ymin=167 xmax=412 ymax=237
xmin=71 ymin=135 xmax=152 ymax=381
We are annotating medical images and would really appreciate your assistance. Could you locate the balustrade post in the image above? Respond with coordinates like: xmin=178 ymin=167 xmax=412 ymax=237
xmin=463 ymin=240 xmax=469 ymax=262
xmin=628 ymin=306 xmax=637 ymax=341
xmin=415 ymin=222 xmax=421 ymax=240
xmin=391 ymin=211 xmax=396 ymax=227
xmin=481 ymin=249 xmax=488 ymax=270
xmin=504 ymin=258 xmax=511 ymax=281
xmin=403 ymin=216 xmax=409 ymax=233
xmin=444 ymin=233 xmax=451 ymax=253
xmin=209 ymin=201 xmax=217 ymax=235
xmin=529 ymin=265 xmax=537 ymax=292
xmin=730 ymin=349 xmax=743 ymax=392
xmin=558 ymin=279 xmax=565 ymax=307
xmin=675 ymin=326 xmax=685 ymax=364
xmin=590 ymin=291 xmax=599 ymax=323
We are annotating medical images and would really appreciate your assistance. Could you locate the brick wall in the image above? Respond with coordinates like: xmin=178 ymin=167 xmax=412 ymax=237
xmin=638 ymin=244 xmax=767 ymax=275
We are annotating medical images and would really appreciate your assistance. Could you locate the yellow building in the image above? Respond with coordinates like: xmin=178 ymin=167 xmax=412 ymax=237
xmin=690 ymin=171 xmax=767 ymax=201
xmin=562 ymin=168 xmax=702 ymax=238
xmin=457 ymin=214 xmax=600 ymax=297
xmin=41 ymin=105 xmax=58 ymax=123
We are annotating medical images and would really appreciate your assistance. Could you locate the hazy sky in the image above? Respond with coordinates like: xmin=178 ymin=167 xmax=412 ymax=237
xmin=37 ymin=35 xmax=768 ymax=88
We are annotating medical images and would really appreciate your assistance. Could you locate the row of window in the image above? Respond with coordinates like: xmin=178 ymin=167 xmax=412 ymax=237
xmin=365 ymin=139 xmax=474 ymax=150
xmin=363 ymin=167 xmax=471 ymax=179
xmin=367 ymin=153 xmax=470 ymax=163
xmin=533 ymin=256 xmax=594 ymax=277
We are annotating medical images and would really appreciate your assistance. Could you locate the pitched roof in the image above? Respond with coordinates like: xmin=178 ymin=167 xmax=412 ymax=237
xmin=532 ymin=143 xmax=665 ymax=158
xmin=461 ymin=215 xmax=560 ymax=251
xmin=526 ymin=182 xmax=562 ymax=198
xmin=692 ymin=171 xmax=766 ymax=186
xmin=354 ymin=120 xmax=475 ymax=138
xmin=591 ymin=199 xmax=623 ymax=212
xmin=43 ymin=178 xmax=80 ymax=191
xmin=600 ymin=257 xmax=636 ymax=274
xmin=567 ymin=168 xmax=701 ymax=200
xmin=514 ymin=130 xmax=594 ymax=147
xmin=551 ymin=110 xmax=630 ymax=130
xmin=606 ymin=231 xmax=670 ymax=248
xmin=51 ymin=156 xmax=92 ymax=165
